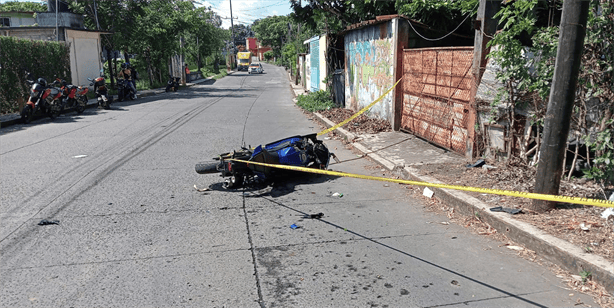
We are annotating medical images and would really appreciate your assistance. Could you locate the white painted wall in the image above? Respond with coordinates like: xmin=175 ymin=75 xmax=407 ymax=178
xmin=67 ymin=29 xmax=103 ymax=86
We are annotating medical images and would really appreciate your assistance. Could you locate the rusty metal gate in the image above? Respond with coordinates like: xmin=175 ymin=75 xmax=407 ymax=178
xmin=401 ymin=47 xmax=474 ymax=155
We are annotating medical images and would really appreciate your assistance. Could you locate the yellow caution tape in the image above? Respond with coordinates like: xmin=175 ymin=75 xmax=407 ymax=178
xmin=229 ymin=159 xmax=614 ymax=208
xmin=317 ymin=78 xmax=403 ymax=136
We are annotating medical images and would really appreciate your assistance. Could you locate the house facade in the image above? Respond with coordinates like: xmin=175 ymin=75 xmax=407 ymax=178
xmin=303 ymin=35 xmax=328 ymax=92
xmin=299 ymin=15 xmax=479 ymax=157
xmin=1 ymin=8 xmax=107 ymax=86
xmin=246 ymin=37 xmax=272 ymax=61
xmin=0 ymin=11 xmax=36 ymax=27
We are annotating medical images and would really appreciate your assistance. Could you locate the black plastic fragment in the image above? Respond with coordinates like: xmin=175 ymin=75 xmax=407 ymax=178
xmin=38 ymin=219 xmax=60 ymax=225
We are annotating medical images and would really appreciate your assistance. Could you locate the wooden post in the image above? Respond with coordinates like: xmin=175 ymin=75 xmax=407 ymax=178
xmin=532 ymin=0 xmax=589 ymax=212
xmin=467 ymin=0 xmax=501 ymax=159
xmin=392 ymin=17 xmax=409 ymax=131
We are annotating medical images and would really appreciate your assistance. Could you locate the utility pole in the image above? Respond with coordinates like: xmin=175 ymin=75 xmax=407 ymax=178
xmin=229 ymin=0 xmax=235 ymax=70
xmin=288 ymin=22 xmax=292 ymax=76
xmin=55 ymin=0 xmax=58 ymax=41
xmin=532 ymin=0 xmax=590 ymax=212
xmin=295 ymin=0 xmax=301 ymax=85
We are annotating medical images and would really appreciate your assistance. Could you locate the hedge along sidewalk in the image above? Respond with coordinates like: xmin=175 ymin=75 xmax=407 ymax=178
xmin=311 ymin=112 xmax=614 ymax=296
xmin=0 ymin=36 xmax=71 ymax=114
xmin=0 ymin=74 xmax=225 ymax=129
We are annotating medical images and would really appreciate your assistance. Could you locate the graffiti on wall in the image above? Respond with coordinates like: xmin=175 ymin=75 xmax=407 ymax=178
xmin=347 ymin=39 xmax=392 ymax=87
xmin=345 ymin=33 xmax=394 ymax=120
xmin=343 ymin=21 xmax=396 ymax=121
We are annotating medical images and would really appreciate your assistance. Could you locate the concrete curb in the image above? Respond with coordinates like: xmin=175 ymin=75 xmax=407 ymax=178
xmin=0 ymin=75 xmax=219 ymax=129
xmin=312 ymin=112 xmax=614 ymax=295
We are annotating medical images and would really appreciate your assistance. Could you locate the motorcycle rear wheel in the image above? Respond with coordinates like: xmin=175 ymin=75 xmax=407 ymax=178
xmin=195 ymin=161 xmax=219 ymax=174
xmin=76 ymin=97 xmax=86 ymax=114
xmin=21 ymin=105 xmax=33 ymax=124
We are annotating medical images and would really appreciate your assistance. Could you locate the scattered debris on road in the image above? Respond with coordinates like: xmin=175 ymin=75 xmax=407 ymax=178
xmin=38 ymin=219 xmax=59 ymax=226
xmin=194 ymin=184 xmax=210 ymax=192
xmin=490 ymin=206 xmax=522 ymax=215
xmin=303 ymin=213 xmax=324 ymax=219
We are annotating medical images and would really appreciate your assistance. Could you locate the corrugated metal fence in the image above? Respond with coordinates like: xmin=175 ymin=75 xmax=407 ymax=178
xmin=401 ymin=47 xmax=474 ymax=154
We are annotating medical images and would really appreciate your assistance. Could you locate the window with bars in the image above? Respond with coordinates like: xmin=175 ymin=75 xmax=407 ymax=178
xmin=1 ymin=18 xmax=10 ymax=27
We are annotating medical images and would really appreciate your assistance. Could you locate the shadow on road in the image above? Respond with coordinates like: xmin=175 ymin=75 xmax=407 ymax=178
xmin=204 ymin=172 xmax=340 ymax=198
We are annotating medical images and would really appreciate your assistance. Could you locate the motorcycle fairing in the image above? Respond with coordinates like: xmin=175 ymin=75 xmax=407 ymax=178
xmin=249 ymin=135 xmax=316 ymax=179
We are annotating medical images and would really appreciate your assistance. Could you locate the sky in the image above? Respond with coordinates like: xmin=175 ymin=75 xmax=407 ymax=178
xmin=0 ymin=0 xmax=294 ymax=29
xmin=195 ymin=0 xmax=293 ymax=28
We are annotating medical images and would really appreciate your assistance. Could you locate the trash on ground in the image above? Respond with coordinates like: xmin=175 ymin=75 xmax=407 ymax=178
xmin=332 ymin=192 xmax=343 ymax=198
xmin=193 ymin=184 xmax=210 ymax=192
xmin=482 ymin=164 xmax=497 ymax=170
xmin=72 ymin=155 xmax=87 ymax=158
xmin=579 ymin=223 xmax=590 ymax=231
xmin=290 ymin=224 xmax=300 ymax=229
xmin=423 ymin=187 xmax=434 ymax=198
xmin=303 ymin=213 xmax=324 ymax=219
xmin=466 ymin=159 xmax=485 ymax=168
xmin=38 ymin=219 xmax=60 ymax=226
xmin=601 ymin=208 xmax=614 ymax=220
xmin=440 ymin=222 xmax=450 ymax=225
xmin=506 ymin=245 xmax=524 ymax=251
xmin=489 ymin=206 xmax=522 ymax=215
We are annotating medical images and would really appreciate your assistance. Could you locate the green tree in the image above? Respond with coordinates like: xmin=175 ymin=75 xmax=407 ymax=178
xmin=290 ymin=0 xmax=395 ymax=33
xmin=0 ymin=1 xmax=47 ymax=12
xmin=252 ymin=16 xmax=292 ymax=57
xmin=70 ymin=0 xmax=225 ymax=85
xmin=230 ymin=24 xmax=253 ymax=49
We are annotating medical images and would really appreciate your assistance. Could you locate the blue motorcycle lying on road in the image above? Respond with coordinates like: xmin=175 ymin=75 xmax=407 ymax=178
xmin=195 ymin=134 xmax=336 ymax=189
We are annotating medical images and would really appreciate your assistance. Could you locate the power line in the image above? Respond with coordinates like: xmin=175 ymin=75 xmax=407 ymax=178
xmin=405 ymin=3 xmax=479 ymax=42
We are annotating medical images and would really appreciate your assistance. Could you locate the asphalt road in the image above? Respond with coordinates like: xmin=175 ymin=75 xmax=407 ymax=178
xmin=0 ymin=63 xmax=594 ymax=307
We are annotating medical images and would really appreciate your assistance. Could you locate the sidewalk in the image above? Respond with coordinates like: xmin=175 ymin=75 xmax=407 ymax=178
xmin=288 ymin=83 xmax=614 ymax=296
xmin=0 ymin=74 xmax=224 ymax=128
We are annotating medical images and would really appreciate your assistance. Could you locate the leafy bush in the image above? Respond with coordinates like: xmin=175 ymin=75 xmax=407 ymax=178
xmin=583 ymin=119 xmax=614 ymax=186
xmin=0 ymin=36 xmax=70 ymax=114
xmin=263 ymin=50 xmax=273 ymax=62
xmin=296 ymin=90 xmax=335 ymax=112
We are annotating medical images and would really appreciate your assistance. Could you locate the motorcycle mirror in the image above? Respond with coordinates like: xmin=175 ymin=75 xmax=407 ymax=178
xmin=87 ymin=77 xmax=92 ymax=81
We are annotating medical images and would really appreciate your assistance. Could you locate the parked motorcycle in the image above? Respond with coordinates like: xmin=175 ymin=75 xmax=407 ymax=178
xmin=57 ymin=78 xmax=86 ymax=114
xmin=165 ymin=75 xmax=180 ymax=92
xmin=117 ymin=78 xmax=137 ymax=102
xmin=21 ymin=73 xmax=63 ymax=123
xmin=88 ymin=74 xmax=112 ymax=109
xmin=195 ymin=134 xmax=336 ymax=189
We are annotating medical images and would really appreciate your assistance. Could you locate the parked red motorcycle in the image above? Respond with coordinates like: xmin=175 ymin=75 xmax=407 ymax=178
xmin=21 ymin=73 xmax=64 ymax=123
xmin=88 ymin=73 xmax=112 ymax=109
xmin=57 ymin=78 xmax=87 ymax=114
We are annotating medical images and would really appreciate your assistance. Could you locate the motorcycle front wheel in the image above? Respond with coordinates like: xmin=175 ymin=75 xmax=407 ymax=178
xmin=21 ymin=105 xmax=33 ymax=124
xmin=47 ymin=107 xmax=61 ymax=120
